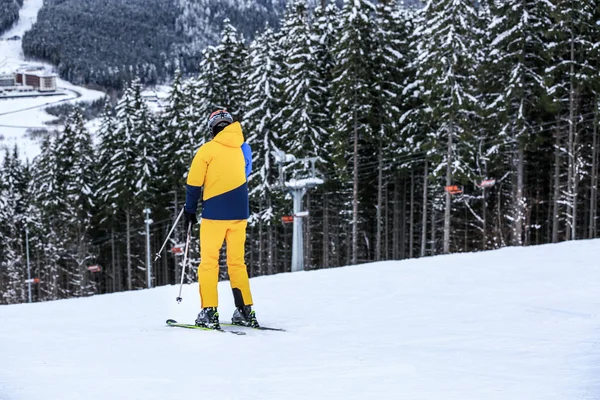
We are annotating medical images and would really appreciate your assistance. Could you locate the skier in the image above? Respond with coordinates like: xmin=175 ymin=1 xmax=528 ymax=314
xmin=184 ymin=109 xmax=258 ymax=329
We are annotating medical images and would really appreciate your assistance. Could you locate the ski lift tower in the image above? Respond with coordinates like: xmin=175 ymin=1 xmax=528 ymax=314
xmin=273 ymin=150 xmax=324 ymax=272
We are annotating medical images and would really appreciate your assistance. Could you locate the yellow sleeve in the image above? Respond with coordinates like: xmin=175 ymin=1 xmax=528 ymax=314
xmin=187 ymin=144 xmax=210 ymax=187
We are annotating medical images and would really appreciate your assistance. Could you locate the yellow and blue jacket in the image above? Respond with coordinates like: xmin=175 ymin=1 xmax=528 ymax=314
xmin=185 ymin=122 xmax=251 ymax=220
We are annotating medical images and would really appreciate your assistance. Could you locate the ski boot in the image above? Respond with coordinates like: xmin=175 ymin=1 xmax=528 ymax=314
xmin=232 ymin=305 xmax=259 ymax=328
xmin=195 ymin=307 xmax=220 ymax=330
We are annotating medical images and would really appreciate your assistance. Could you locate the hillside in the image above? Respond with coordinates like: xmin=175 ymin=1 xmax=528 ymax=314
xmin=1 ymin=240 xmax=599 ymax=399
xmin=21 ymin=0 xmax=284 ymax=89
xmin=0 ymin=0 xmax=23 ymax=34
xmin=0 ymin=0 xmax=105 ymax=161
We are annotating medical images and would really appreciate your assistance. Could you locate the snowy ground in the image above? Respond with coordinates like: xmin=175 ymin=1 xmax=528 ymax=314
xmin=0 ymin=0 xmax=105 ymax=161
xmin=1 ymin=240 xmax=599 ymax=400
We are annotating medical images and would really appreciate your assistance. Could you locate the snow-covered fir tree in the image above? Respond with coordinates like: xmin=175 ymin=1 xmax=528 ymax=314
xmin=487 ymin=0 xmax=553 ymax=246
xmin=0 ymin=148 xmax=26 ymax=304
xmin=310 ymin=1 xmax=339 ymax=156
xmin=191 ymin=45 xmax=220 ymax=127
xmin=547 ymin=0 xmax=599 ymax=241
xmin=412 ymin=0 xmax=481 ymax=253
xmin=331 ymin=0 xmax=377 ymax=264
xmin=243 ymin=26 xmax=283 ymax=274
xmin=157 ymin=71 xmax=196 ymax=236
xmin=32 ymin=135 xmax=65 ymax=300
xmin=214 ymin=20 xmax=248 ymax=118
xmin=54 ymin=109 xmax=97 ymax=297
xmin=277 ymin=0 xmax=326 ymax=161
xmin=97 ymin=80 xmax=158 ymax=290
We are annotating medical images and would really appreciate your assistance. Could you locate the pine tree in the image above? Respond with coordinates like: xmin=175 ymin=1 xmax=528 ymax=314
xmin=243 ymin=26 xmax=283 ymax=274
xmin=192 ymin=45 xmax=220 ymax=128
xmin=97 ymin=80 xmax=158 ymax=290
xmin=130 ymin=82 xmax=159 ymax=206
xmin=310 ymin=2 xmax=341 ymax=268
xmin=55 ymin=109 xmax=97 ymax=297
xmin=547 ymin=0 xmax=599 ymax=241
xmin=157 ymin=70 xmax=196 ymax=249
xmin=96 ymin=100 xmax=118 ymax=217
xmin=331 ymin=0 xmax=377 ymax=264
xmin=412 ymin=0 xmax=481 ymax=253
xmin=214 ymin=20 xmax=248 ymax=118
xmin=31 ymin=135 xmax=65 ymax=300
xmin=277 ymin=0 xmax=326 ymax=161
xmin=487 ymin=0 xmax=553 ymax=246
xmin=372 ymin=0 xmax=407 ymax=260
xmin=0 ymin=147 xmax=26 ymax=304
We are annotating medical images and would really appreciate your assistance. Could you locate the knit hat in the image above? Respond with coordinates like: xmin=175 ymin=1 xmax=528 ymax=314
xmin=207 ymin=109 xmax=233 ymax=135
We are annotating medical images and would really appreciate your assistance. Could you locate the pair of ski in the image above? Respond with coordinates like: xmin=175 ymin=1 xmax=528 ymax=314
xmin=166 ymin=319 xmax=285 ymax=336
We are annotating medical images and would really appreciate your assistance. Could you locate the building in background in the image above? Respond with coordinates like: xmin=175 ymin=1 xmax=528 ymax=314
xmin=0 ymin=72 xmax=15 ymax=87
xmin=15 ymin=70 xmax=57 ymax=92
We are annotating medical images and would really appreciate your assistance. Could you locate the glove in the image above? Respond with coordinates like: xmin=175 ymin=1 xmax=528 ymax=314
xmin=184 ymin=211 xmax=198 ymax=226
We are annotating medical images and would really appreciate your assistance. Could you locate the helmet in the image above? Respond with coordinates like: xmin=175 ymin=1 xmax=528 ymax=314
xmin=207 ymin=109 xmax=233 ymax=133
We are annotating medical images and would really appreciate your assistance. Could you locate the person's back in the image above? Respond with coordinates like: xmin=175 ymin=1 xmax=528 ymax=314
xmin=188 ymin=121 xmax=249 ymax=221
xmin=184 ymin=110 xmax=258 ymax=330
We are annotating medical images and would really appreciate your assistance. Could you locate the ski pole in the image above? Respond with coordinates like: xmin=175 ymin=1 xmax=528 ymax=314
xmin=154 ymin=208 xmax=185 ymax=262
xmin=176 ymin=221 xmax=192 ymax=303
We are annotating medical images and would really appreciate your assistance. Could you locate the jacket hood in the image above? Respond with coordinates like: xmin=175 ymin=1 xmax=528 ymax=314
xmin=213 ymin=122 xmax=244 ymax=148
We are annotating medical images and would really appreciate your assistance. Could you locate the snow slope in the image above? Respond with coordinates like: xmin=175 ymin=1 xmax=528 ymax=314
xmin=0 ymin=0 xmax=105 ymax=161
xmin=1 ymin=240 xmax=600 ymax=400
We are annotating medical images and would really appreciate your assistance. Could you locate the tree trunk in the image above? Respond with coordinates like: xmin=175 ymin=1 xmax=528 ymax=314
xmin=409 ymin=168 xmax=415 ymax=258
xmin=126 ymin=207 xmax=132 ymax=291
xmin=566 ymin=38 xmax=577 ymax=240
xmin=258 ymin=218 xmax=263 ymax=276
xmin=268 ymin=223 xmax=273 ymax=275
xmin=590 ymin=100 xmax=599 ymax=239
xmin=111 ymin=228 xmax=116 ymax=292
xmin=352 ymin=101 xmax=359 ymax=265
xmin=385 ymin=184 xmax=389 ymax=260
xmin=552 ymin=128 xmax=561 ymax=243
xmin=393 ymin=177 xmax=399 ymax=259
xmin=430 ymin=201 xmax=436 ymax=255
xmin=443 ymin=125 xmax=453 ymax=254
xmin=513 ymin=145 xmax=525 ymax=246
xmin=322 ymin=193 xmax=329 ymax=268
xmin=482 ymin=186 xmax=487 ymax=250
xmin=399 ymin=177 xmax=407 ymax=259
xmin=420 ymin=159 xmax=428 ymax=257
xmin=496 ymin=183 xmax=504 ymax=247
xmin=375 ymin=136 xmax=383 ymax=261
xmin=305 ymin=192 xmax=312 ymax=268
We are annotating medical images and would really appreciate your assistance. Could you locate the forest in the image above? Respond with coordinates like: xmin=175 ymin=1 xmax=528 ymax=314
xmin=20 ymin=0 xmax=284 ymax=89
xmin=1 ymin=0 xmax=599 ymax=304
xmin=0 ymin=0 xmax=23 ymax=34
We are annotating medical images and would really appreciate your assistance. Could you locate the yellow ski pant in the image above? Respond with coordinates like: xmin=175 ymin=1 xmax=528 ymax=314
xmin=198 ymin=218 xmax=253 ymax=308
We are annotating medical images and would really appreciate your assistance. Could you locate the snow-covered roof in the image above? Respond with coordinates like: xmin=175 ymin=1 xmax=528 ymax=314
xmin=17 ymin=70 xmax=57 ymax=78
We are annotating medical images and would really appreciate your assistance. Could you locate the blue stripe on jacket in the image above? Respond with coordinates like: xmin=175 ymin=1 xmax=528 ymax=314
xmin=202 ymin=183 xmax=249 ymax=220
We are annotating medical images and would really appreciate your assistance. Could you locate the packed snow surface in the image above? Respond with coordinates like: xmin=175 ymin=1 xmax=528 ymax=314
xmin=1 ymin=240 xmax=600 ymax=400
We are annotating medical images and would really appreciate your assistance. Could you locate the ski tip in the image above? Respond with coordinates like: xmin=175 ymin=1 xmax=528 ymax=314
xmin=166 ymin=319 xmax=177 ymax=325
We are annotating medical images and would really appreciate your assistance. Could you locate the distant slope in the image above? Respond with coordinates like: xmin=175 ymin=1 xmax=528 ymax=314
xmin=1 ymin=240 xmax=599 ymax=399
xmin=0 ymin=0 xmax=105 ymax=162
xmin=22 ymin=0 xmax=184 ymax=89
xmin=0 ymin=0 xmax=23 ymax=34
xmin=21 ymin=0 xmax=283 ymax=89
